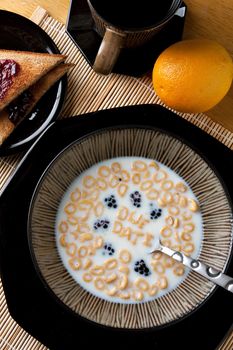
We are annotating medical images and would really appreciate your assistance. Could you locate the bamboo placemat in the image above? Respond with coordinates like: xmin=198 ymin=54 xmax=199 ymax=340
xmin=0 ymin=6 xmax=232 ymax=350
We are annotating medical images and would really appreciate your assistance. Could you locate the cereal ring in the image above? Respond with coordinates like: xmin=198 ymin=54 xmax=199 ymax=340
xmin=67 ymin=216 xmax=79 ymax=226
xmin=165 ymin=216 xmax=174 ymax=227
xmin=153 ymin=170 xmax=167 ymax=183
xmin=77 ymin=200 xmax=93 ymax=212
xmin=182 ymin=242 xmax=195 ymax=254
xmin=119 ymin=249 xmax=132 ymax=264
xmin=140 ymin=180 xmax=153 ymax=191
xmin=160 ymin=226 xmax=172 ymax=238
xmin=105 ymin=273 xmax=118 ymax=283
xmin=65 ymin=203 xmax=76 ymax=215
xmin=132 ymin=173 xmax=141 ymax=184
xmin=90 ymin=265 xmax=105 ymax=276
xmin=157 ymin=198 xmax=167 ymax=207
xmin=148 ymin=284 xmax=158 ymax=296
xmin=69 ymin=257 xmax=82 ymax=270
xmin=161 ymin=192 xmax=173 ymax=204
xmin=132 ymin=290 xmax=144 ymax=301
xmin=157 ymin=276 xmax=168 ymax=290
xmin=58 ymin=221 xmax=68 ymax=234
xmin=135 ymin=278 xmax=149 ymax=291
xmin=70 ymin=188 xmax=81 ymax=202
xmin=106 ymin=286 xmax=118 ymax=296
xmin=94 ymin=277 xmax=105 ymax=290
xmin=118 ymin=274 xmax=128 ymax=290
xmin=118 ymin=291 xmax=130 ymax=300
xmin=182 ymin=211 xmax=192 ymax=221
xmin=173 ymin=218 xmax=180 ymax=228
xmin=83 ymin=175 xmax=96 ymax=189
xmin=117 ymin=183 xmax=128 ymax=197
xmin=161 ymin=180 xmax=174 ymax=191
xmin=105 ymin=258 xmax=118 ymax=270
xmin=98 ymin=165 xmax=111 ymax=178
xmin=181 ymin=231 xmax=192 ymax=241
xmin=111 ymin=162 xmax=122 ymax=173
xmin=83 ymin=273 xmax=93 ymax=282
xmin=59 ymin=234 xmax=67 ymax=247
xmin=179 ymin=196 xmax=188 ymax=207
xmin=108 ymin=175 xmax=119 ymax=188
xmin=183 ymin=223 xmax=195 ymax=233
xmin=79 ymin=233 xmax=93 ymax=242
xmin=118 ymin=266 xmax=130 ymax=274
xmin=132 ymin=160 xmax=147 ymax=172
xmin=83 ymin=258 xmax=92 ymax=269
xmin=189 ymin=199 xmax=199 ymax=212
xmin=94 ymin=236 xmax=104 ymax=249
xmin=173 ymin=264 xmax=185 ymax=276
xmin=78 ymin=245 xmax=88 ymax=258
xmin=168 ymin=206 xmax=180 ymax=216
xmin=175 ymin=182 xmax=188 ymax=193
xmin=66 ymin=243 xmax=77 ymax=257
xmin=149 ymin=161 xmax=160 ymax=171
xmin=96 ymin=178 xmax=108 ymax=190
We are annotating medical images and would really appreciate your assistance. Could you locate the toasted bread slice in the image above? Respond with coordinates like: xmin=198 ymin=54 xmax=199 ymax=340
xmin=0 ymin=63 xmax=72 ymax=146
xmin=0 ymin=50 xmax=66 ymax=112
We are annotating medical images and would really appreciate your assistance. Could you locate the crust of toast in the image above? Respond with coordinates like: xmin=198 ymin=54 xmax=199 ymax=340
xmin=0 ymin=49 xmax=67 ymax=112
xmin=0 ymin=63 xmax=72 ymax=146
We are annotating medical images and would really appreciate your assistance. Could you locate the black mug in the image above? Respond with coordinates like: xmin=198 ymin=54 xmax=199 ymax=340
xmin=87 ymin=0 xmax=183 ymax=75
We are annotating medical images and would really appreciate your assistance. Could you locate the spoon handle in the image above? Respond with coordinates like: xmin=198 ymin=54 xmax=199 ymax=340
xmin=158 ymin=245 xmax=233 ymax=293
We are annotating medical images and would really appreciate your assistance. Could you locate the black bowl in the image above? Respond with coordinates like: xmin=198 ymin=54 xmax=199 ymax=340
xmin=0 ymin=105 xmax=233 ymax=350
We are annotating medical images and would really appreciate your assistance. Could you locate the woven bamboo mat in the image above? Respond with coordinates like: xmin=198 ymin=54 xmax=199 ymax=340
xmin=0 ymin=6 xmax=232 ymax=350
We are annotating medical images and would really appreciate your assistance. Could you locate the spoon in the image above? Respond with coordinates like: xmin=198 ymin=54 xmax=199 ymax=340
xmin=150 ymin=240 xmax=233 ymax=294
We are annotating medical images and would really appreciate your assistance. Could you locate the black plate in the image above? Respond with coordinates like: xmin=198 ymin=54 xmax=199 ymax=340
xmin=0 ymin=105 xmax=233 ymax=350
xmin=0 ymin=10 xmax=67 ymax=156
xmin=66 ymin=0 xmax=187 ymax=76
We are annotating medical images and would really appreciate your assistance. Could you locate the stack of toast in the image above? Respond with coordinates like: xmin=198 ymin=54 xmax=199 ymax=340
xmin=0 ymin=49 xmax=72 ymax=145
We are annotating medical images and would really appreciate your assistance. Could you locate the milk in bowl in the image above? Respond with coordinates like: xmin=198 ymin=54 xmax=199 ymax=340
xmin=56 ymin=157 xmax=202 ymax=303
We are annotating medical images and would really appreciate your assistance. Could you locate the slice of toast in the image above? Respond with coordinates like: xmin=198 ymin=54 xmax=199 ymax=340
xmin=0 ymin=50 xmax=66 ymax=112
xmin=0 ymin=63 xmax=72 ymax=145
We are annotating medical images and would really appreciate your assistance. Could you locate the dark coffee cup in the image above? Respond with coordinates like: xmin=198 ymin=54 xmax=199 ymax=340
xmin=87 ymin=0 xmax=182 ymax=75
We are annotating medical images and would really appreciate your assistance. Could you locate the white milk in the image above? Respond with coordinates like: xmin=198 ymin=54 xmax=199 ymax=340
xmin=56 ymin=157 xmax=203 ymax=303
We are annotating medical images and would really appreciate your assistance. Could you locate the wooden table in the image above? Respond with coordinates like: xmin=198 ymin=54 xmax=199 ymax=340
xmin=0 ymin=0 xmax=233 ymax=131
xmin=0 ymin=3 xmax=232 ymax=350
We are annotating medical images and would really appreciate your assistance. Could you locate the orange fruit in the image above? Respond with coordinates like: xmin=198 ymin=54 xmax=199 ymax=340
xmin=152 ymin=39 xmax=233 ymax=113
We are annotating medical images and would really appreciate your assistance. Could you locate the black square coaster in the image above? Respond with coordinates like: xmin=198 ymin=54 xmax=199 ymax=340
xmin=66 ymin=0 xmax=187 ymax=76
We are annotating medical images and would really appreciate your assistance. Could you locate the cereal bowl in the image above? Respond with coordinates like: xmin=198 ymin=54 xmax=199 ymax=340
xmin=28 ymin=106 xmax=233 ymax=330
